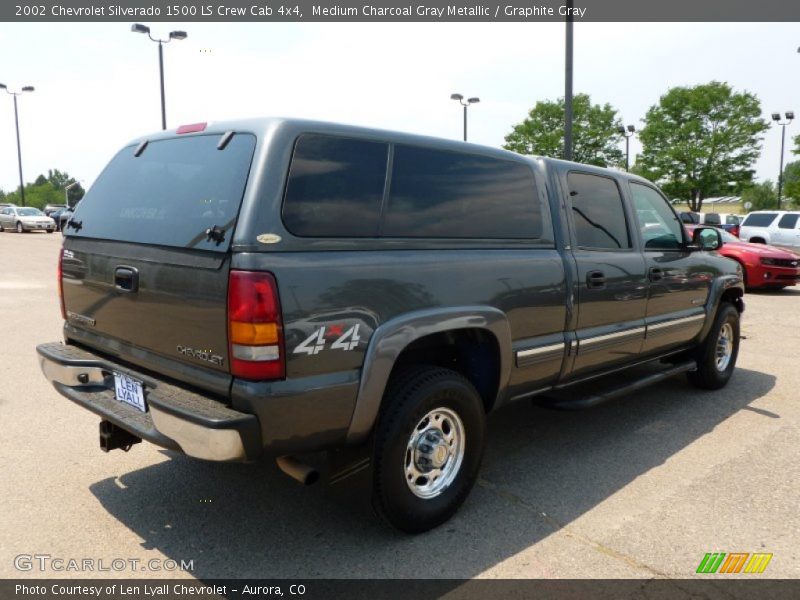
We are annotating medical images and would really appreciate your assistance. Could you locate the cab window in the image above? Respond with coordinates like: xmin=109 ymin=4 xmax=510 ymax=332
xmin=629 ymin=183 xmax=684 ymax=250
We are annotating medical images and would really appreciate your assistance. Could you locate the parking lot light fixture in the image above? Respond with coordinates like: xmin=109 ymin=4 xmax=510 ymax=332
xmin=1 ymin=83 xmax=35 ymax=206
xmin=450 ymin=93 xmax=480 ymax=142
xmin=618 ymin=124 xmax=636 ymax=172
xmin=772 ymin=111 xmax=794 ymax=209
xmin=131 ymin=23 xmax=188 ymax=130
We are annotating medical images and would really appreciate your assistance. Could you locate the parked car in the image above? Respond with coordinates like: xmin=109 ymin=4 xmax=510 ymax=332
xmin=43 ymin=203 xmax=69 ymax=217
xmin=0 ymin=206 xmax=56 ymax=233
xmin=37 ymin=118 xmax=744 ymax=533
xmin=738 ymin=210 xmax=800 ymax=247
xmin=0 ymin=202 xmax=16 ymax=209
xmin=51 ymin=202 xmax=80 ymax=232
xmin=686 ymin=225 xmax=800 ymax=289
xmin=698 ymin=212 xmax=742 ymax=238
xmin=679 ymin=211 xmax=700 ymax=224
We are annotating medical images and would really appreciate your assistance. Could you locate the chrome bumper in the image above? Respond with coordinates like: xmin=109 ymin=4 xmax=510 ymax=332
xmin=37 ymin=342 xmax=261 ymax=462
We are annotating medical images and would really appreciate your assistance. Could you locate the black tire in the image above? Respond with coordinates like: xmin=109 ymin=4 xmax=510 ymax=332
xmin=687 ymin=303 xmax=740 ymax=390
xmin=46 ymin=229 xmax=53 ymax=234
xmin=16 ymin=222 xmax=24 ymax=233
xmin=372 ymin=366 xmax=485 ymax=533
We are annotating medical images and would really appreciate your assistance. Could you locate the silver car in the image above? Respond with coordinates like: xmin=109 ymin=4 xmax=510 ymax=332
xmin=0 ymin=206 xmax=56 ymax=233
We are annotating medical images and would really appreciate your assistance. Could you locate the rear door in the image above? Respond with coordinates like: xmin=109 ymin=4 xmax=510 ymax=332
xmin=61 ymin=132 xmax=257 ymax=392
xmin=563 ymin=171 xmax=648 ymax=377
xmin=628 ymin=182 xmax=709 ymax=353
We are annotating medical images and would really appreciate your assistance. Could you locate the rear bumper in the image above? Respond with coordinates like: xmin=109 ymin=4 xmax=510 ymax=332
xmin=37 ymin=342 xmax=262 ymax=462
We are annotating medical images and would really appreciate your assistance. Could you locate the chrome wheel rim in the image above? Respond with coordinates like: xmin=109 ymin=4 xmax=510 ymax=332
xmin=16 ymin=223 xmax=22 ymax=233
xmin=404 ymin=407 xmax=465 ymax=499
xmin=715 ymin=322 xmax=734 ymax=372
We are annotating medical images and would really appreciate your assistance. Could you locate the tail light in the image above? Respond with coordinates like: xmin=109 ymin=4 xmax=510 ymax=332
xmin=57 ymin=248 xmax=66 ymax=320
xmin=227 ymin=270 xmax=285 ymax=380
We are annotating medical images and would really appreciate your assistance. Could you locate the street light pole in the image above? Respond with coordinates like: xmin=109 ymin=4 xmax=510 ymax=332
xmin=450 ymin=94 xmax=480 ymax=142
xmin=131 ymin=24 xmax=188 ymax=130
xmin=618 ymin=124 xmax=636 ymax=172
xmin=64 ymin=180 xmax=81 ymax=206
xmin=1 ymin=83 xmax=35 ymax=207
xmin=564 ymin=0 xmax=574 ymax=161
xmin=772 ymin=111 xmax=794 ymax=209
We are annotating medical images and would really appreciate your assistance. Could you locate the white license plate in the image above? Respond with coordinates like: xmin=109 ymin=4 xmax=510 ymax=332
xmin=113 ymin=372 xmax=146 ymax=412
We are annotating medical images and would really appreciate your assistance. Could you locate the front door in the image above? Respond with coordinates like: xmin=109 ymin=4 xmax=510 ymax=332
xmin=628 ymin=182 xmax=710 ymax=353
xmin=564 ymin=171 xmax=649 ymax=376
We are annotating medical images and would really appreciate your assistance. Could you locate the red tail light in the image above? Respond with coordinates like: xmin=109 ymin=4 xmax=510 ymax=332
xmin=227 ymin=270 xmax=285 ymax=380
xmin=58 ymin=248 xmax=66 ymax=320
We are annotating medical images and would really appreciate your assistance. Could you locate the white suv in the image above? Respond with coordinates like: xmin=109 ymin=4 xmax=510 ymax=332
xmin=739 ymin=211 xmax=800 ymax=247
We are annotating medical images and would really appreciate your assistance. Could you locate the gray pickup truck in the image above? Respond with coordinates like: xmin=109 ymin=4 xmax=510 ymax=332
xmin=37 ymin=118 xmax=744 ymax=533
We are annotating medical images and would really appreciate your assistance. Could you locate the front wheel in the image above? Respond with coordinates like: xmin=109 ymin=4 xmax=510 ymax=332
xmin=687 ymin=303 xmax=740 ymax=390
xmin=16 ymin=222 xmax=24 ymax=233
xmin=372 ymin=366 xmax=485 ymax=533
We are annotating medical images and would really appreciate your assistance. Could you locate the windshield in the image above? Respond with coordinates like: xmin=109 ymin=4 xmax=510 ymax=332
xmin=18 ymin=208 xmax=44 ymax=217
xmin=67 ymin=133 xmax=256 ymax=252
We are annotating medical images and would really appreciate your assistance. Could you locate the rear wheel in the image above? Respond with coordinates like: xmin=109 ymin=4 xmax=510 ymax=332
xmin=687 ymin=303 xmax=740 ymax=390
xmin=372 ymin=366 xmax=485 ymax=533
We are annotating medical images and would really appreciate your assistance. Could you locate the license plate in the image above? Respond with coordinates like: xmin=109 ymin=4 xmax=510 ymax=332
xmin=113 ymin=372 xmax=146 ymax=412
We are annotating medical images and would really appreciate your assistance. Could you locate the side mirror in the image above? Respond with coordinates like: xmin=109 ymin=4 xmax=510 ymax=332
xmin=691 ymin=227 xmax=724 ymax=251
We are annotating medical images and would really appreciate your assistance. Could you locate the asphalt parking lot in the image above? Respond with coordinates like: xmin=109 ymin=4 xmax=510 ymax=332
xmin=1 ymin=231 xmax=798 ymax=581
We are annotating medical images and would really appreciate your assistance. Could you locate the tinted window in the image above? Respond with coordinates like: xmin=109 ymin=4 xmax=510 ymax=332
xmin=69 ymin=134 xmax=256 ymax=251
xmin=725 ymin=215 xmax=741 ymax=225
xmin=742 ymin=213 xmax=778 ymax=227
xmin=704 ymin=212 xmax=721 ymax=225
xmin=283 ymin=135 xmax=388 ymax=237
xmin=778 ymin=214 xmax=799 ymax=229
xmin=630 ymin=183 xmax=683 ymax=249
xmin=567 ymin=173 xmax=631 ymax=249
xmin=383 ymin=145 xmax=542 ymax=239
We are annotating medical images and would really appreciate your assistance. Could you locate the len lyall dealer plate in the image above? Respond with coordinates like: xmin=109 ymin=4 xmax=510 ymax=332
xmin=113 ymin=372 xmax=146 ymax=412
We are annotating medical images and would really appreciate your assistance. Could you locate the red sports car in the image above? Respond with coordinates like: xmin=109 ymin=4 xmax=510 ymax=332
xmin=686 ymin=225 xmax=800 ymax=289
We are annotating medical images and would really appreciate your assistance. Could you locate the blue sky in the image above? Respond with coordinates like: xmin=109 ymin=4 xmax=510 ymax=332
xmin=0 ymin=22 xmax=798 ymax=193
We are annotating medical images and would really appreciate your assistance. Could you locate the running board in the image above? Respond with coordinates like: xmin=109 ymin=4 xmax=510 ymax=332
xmin=536 ymin=361 xmax=697 ymax=410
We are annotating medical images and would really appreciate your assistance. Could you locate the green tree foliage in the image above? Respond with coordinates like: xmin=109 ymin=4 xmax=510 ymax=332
xmin=782 ymin=161 xmax=800 ymax=208
xmin=503 ymin=93 xmax=624 ymax=167
xmin=47 ymin=169 xmax=85 ymax=204
xmin=741 ymin=181 xmax=778 ymax=211
xmin=3 ymin=169 xmax=85 ymax=208
xmin=793 ymin=134 xmax=800 ymax=156
xmin=636 ymin=82 xmax=768 ymax=212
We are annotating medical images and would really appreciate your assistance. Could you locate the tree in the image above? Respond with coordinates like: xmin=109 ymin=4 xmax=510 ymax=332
xmin=741 ymin=181 xmax=777 ymax=211
xmin=636 ymin=81 xmax=768 ymax=212
xmin=503 ymin=93 xmax=624 ymax=167
xmin=783 ymin=161 xmax=800 ymax=208
xmin=793 ymin=134 xmax=800 ymax=156
xmin=47 ymin=168 xmax=85 ymax=205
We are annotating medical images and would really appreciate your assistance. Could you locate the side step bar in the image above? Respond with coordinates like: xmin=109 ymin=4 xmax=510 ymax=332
xmin=537 ymin=360 xmax=697 ymax=410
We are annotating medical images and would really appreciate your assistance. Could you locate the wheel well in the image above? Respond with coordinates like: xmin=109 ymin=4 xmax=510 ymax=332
xmin=720 ymin=287 xmax=744 ymax=313
xmin=390 ymin=328 xmax=501 ymax=413
xmin=749 ymin=237 xmax=766 ymax=244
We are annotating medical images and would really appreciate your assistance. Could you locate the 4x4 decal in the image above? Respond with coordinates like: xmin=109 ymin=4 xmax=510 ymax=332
xmin=293 ymin=324 xmax=362 ymax=355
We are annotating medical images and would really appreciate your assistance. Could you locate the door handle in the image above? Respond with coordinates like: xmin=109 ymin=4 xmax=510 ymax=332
xmin=586 ymin=270 xmax=606 ymax=288
xmin=114 ymin=266 xmax=139 ymax=293
xmin=649 ymin=267 xmax=664 ymax=282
